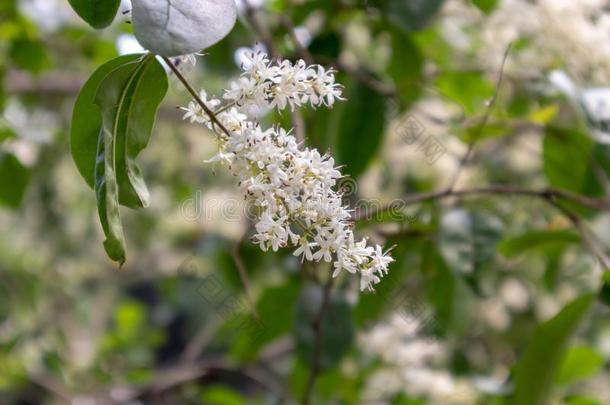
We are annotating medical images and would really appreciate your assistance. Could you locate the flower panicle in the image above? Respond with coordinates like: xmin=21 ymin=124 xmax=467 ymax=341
xmin=181 ymin=48 xmax=393 ymax=291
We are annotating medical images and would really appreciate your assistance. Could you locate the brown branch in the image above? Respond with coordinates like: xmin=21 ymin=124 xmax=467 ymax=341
xmin=353 ymin=185 xmax=610 ymax=222
xmin=549 ymin=201 xmax=610 ymax=270
xmin=301 ymin=276 xmax=335 ymax=405
xmin=98 ymin=359 xmax=271 ymax=403
xmin=232 ymin=231 xmax=260 ymax=319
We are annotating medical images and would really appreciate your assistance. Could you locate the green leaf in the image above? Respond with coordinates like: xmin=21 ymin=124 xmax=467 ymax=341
xmin=435 ymin=71 xmax=494 ymax=115
xmin=375 ymin=0 xmax=446 ymax=32
xmin=335 ymin=81 xmax=386 ymax=178
xmin=67 ymin=0 xmax=121 ymax=29
xmin=231 ymin=280 xmax=301 ymax=360
xmin=0 ymin=119 xmax=16 ymax=143
xmin=556 ymin=345 xmax=603 ymax=385
xmin=90 ymin=54 xmax=168 ymax=263
xmin=94 ymin=54 xmax=168 ymax=209
xmin=201 ymin=385 xmax=247 ymax=405
xmin=293 ymin=284 xmax=354 ymax=371
xmin=498 ymin=229 xmax=581 ymax=258
xmin=9 ymin=37 xmax=49 ymax=74
xmin=387 ymin=26 xmax=423 ymax=105
xmin=0 ymin=152 xmax=30 ymax=208
xmin=422 ymin=241 xmax=473 ymax=333
xmin=564 ymin=397 xmax=604 ymax=405
xmin=94 ymin=101 xmax=127 ymax=264
xmin=543 ymin=127 xmax=603 ymax=203
xmin=71 ymin=54 xmax=142 ymax=190
xmin=514 ymin=294 xmax=594 ymax=405
xmin=71 ymin=54 xmax=167 ymax=209
xmin=471 ymin=0 xmax=498 ymax=14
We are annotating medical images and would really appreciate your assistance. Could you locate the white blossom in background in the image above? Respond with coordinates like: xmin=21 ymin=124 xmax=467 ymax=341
xmin=181 ymin=48 xmax=394 ymax=291
xmin=360 ymin=314 xmax=478 ymax=404
xmin=442 ymin=0 xmax=610 ymax=84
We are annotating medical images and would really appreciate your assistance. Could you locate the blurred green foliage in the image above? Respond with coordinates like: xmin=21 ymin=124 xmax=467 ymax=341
xmin=1 ymin=0 xmax=609 ymax=404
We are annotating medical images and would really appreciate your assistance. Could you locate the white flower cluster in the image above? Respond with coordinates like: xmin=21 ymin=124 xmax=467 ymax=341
xmin=360 ymin=314 xmax=478 ymax=404
xmin=181 ymin=48 xmax=393 ymax=291
xmin=224 ymin=46 xmax=344 ymax=113
xmin=443 ymin=0 xmax=610 ymax=83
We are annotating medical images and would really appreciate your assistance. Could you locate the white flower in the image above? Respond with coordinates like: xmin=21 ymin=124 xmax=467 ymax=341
xmin=223 ymin=47 xmax=344 ymax=113
xmin=360 ymin=268 xmax=381 ymax=292
xmin=182 ymin=50 xmax=393 ymax=291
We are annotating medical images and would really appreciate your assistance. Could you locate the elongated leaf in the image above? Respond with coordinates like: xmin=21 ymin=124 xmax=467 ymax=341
xmin=498 ymin=229 xmax=581 ymax=258
xmin=335 ymin=81 xmax=386 ymax=178
xmin=71 ymin=54 xmax=142 ymax=189
xmin=0 ymin=152 xmax=30 ymax=208
xmin=514 ymin=294 xmax=594 ymax=405
xmin=71 ymin=54 xmax=168 ymax=263
xmin=72 ymin=54 xmax=167 ymax=209
xmin=68 ymin=0 xmax=121 ymax=29
xmin=387 ymin=26 xmax=423 ymax=105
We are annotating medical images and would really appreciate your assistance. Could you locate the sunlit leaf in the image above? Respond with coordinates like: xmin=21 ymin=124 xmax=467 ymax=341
xmin=435 ymin=71 xmax=494 ymax=116
xmin=201 ymin=385 xmax=247 ymax=405
xmin=556 ymin=345 xmax=604 ymax=385
xmin=471 ymin=0 xmax=498 ymax=14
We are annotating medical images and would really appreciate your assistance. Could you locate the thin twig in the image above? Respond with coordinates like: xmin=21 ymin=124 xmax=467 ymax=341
xmin=549 ymin=200 xmax=610 ymax=270
xmin=353 ymin=185 xmax=610 ymax=222
xmin=301 ymin=275 xmax=335 ymax=405
xmin=446 ymin=42 xmax=513 ymax=191
xmin=180 ymin=317 xmax=223 ymax=362
xmin=232 ymin=230 xmax=260 ymax=319
xmin=162 ymin=56 xmax=232 ymax=138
